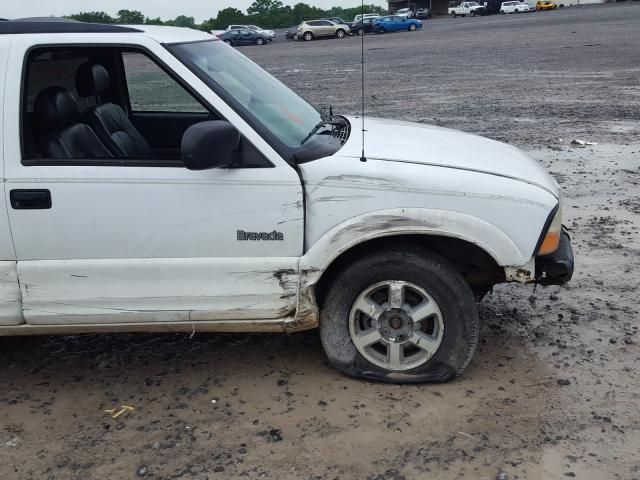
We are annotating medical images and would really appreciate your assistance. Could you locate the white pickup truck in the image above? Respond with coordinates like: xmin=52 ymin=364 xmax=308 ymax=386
xmin=448 ymin=1 xmax=487 ymax=16
xmin=0 ymin=20 xmax=573 ymax=383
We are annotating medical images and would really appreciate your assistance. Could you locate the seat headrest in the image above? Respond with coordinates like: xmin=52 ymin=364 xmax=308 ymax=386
xmin=33 ymin=87 xmax=79 ymax=131
xmin=75 ymin=63 xmax=110 ymax=98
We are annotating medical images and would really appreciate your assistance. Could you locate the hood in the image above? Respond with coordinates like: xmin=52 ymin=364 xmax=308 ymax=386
xmin=339 ymin=116 xmax=559 ymax=197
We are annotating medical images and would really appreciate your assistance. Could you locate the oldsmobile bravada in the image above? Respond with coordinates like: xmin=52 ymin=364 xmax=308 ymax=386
xmin=0 ymin=21 xmax=573 ymax=382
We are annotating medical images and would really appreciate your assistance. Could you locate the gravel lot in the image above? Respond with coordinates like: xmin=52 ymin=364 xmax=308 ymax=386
xmin=2 ymin=4 xmax=640 ymax=479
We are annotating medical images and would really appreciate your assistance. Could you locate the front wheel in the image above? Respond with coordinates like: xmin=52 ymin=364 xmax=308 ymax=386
xmin=471 ymin=10 xmax=476 ymax=16
xmin=224 ymin=39 xmax=233 ymax=46
xmin=303 ymin=32 xmax=313 ymax=41
xmin=336 ymin=29 xmax=346 ymax=38
xmin=409 ymin=23 xmax=417 ymax=31
xmin=357 ymin=28 xmax=364 ymax=36
xmin=500 ymin=9 xmax=506 ymax=13
xmin=515 ymin=8 xmax=520 ymax=12
xmin=319 ymin=246 xmax=480 ymax=383
xmin=256 ymin=37 xmax=264 ymax=45
xmin=451 ymin=11 xmax=457 ymax=17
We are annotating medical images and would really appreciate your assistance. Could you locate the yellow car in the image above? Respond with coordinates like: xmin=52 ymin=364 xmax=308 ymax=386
xmin=536 ymin=0 xmax=556 ymax=10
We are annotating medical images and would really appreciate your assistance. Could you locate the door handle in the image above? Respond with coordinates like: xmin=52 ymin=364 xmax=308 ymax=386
xmin=10 ymin=189 xmax=52 ymax=210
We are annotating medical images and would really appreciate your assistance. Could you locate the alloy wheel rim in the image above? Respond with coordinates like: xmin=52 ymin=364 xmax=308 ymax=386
xmin=348 ymin=280 xmax=444 ymax=371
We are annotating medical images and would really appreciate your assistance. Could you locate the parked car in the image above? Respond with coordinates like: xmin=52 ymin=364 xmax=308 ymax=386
xmin=349 ymin=17 xmax=378 ymax=36
xmin=449 ymin=2 xmax=487 ymax=17
xmin=396 ymin=8 xmax=414 ymax=18
xmin=353 ymin=13 xmax=381 ymax=22
xmin=227 ymin=25 xmax=276 ymax=39
xmin=322 ymin=17 xmax=350 ymax=26
xmin=536 ymin=0 xmax=557 ymax=9
xmin=0 ymin=20 xmax=573 ymax=383
xmin=500 ymin=1 xmax=531 ymax=13
xmin=297 ymin=19 xmax=350 ymax=41
xmin=217 ymin=28 xmax=271 ymax=46
xmin=247 ymin=25 xmax=276 ymax=39
xmin=373 ymin=16 xmax=423 ymax=33
xmin=285 ymin=25 xmax=298 ymax=39
xmin=483 ymin=0 xmax=503 ymax=14
xmin=415 ymin=8 xmax=432 ymax=19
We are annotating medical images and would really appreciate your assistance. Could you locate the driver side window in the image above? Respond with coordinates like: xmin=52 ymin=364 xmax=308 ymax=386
xmin=21 ymin=46 xmax=213 ymax=165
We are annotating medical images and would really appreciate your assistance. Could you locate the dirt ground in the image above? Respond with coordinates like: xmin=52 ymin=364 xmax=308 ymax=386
xmin=2 ymin=4 xmax=640 ymax=479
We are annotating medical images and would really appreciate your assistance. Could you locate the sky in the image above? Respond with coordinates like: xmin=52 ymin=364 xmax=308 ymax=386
xmin=1 ymin=0 xmax=387 ymax=23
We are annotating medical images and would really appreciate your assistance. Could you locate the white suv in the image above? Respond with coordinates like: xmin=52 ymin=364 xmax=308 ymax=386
xmin=396 ymin=8 xmax=413 ymax=18
xmin=501 ymin=1 xmax=531 ymax=13
xmin=0 ymin=21 xmax=573 ymax=383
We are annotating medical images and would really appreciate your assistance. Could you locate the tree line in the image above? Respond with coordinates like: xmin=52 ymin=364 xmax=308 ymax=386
xmin=66 ymin=1 xmax=387 ymax=31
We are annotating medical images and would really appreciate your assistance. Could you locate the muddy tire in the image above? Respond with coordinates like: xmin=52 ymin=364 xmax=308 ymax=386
xmin=319 ymin=246 xmax=479 ymax=383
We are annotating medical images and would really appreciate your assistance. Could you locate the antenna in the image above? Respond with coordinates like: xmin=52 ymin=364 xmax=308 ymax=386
xmin=359 ymin=0 xmax=367 ymax=162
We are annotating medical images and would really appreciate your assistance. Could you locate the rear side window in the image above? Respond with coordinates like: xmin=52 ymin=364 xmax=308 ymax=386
xmin=123 ymin=52 xmax=207 ymax=113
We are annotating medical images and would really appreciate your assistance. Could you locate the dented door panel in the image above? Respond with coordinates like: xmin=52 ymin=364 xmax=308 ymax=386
xmin=18 ymin=258 xmax=298 ymax=325
xmin=3 ymin=37 xmax=304 ymax=326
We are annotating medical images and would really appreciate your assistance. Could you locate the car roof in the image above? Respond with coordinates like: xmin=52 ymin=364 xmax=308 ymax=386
xmin=0 ymin=20 xmax=213 ymax=44
xmin=0 ymin=20 xmax=140 ymax=35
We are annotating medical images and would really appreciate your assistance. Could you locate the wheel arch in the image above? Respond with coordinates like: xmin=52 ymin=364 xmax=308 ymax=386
xmin=298 ymin=208 xmax=526 ymax=310
xmin=312 ymin=233 xmax=505 ymax=309
xmin=292 ymin=208 xmax=528 ymax=330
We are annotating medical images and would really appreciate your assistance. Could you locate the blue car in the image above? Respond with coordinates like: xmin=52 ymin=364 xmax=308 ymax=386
xmin=373 ymin=15 xmax=423 ymax=33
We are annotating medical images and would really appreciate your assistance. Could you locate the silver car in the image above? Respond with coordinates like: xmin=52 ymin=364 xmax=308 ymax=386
xmin=297 ymin=19 xmax=350 ymax=41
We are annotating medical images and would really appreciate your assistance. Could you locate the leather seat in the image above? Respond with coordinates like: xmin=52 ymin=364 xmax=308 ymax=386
xmin=34 ymin=86 xmax=113 ymax=159
xmin=75 ymin=63 xmax=154 ymax=158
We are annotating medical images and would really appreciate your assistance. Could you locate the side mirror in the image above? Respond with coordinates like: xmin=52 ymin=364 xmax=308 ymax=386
xmin=181 ymin=121 xmax=240 ymax=170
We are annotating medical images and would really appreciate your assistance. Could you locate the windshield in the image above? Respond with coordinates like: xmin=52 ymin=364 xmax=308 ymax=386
xmin=169 ymin=40 xmax=322 ymax=149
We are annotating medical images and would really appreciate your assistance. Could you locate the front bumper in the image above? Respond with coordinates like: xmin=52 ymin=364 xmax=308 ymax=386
xmin=535 ymin=228 xmax=574 ymax=286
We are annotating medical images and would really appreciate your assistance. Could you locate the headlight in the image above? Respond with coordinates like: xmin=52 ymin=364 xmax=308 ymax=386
xmin=537 ymin=202 xmax=562 ymax=256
